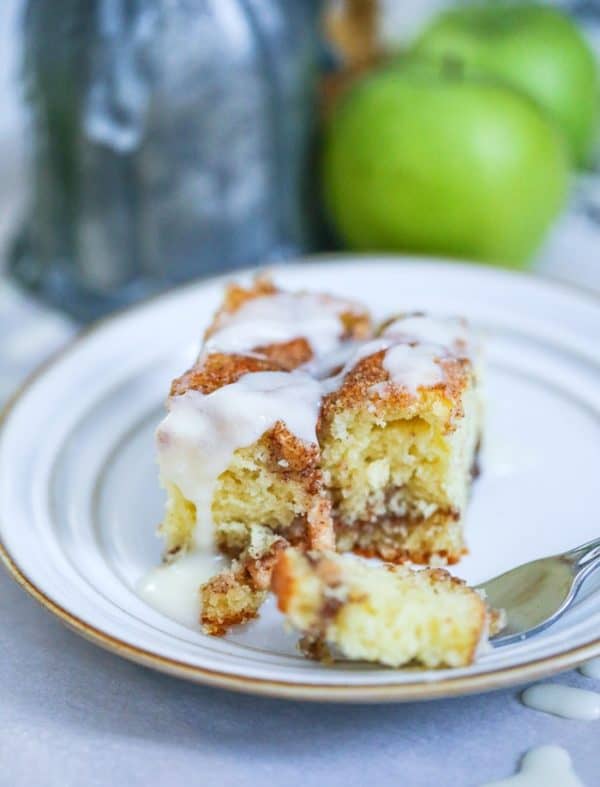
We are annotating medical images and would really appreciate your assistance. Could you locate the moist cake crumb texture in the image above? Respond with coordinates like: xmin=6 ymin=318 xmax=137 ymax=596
xmin=272 ymin=548 xmax=495 ymax=668
xmin=152 ymin=276 xmax=493 ymax=663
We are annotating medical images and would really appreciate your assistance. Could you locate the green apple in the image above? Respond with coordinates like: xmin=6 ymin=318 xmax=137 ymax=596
xmin=322 ymin=62 xmax=569 ymax=267
xmin=413 ymin=4 xmax=599 ymax=168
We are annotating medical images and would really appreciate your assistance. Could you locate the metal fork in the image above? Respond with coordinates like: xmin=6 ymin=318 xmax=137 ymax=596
xmin=477 ymin=537 xmax=600 ymax=646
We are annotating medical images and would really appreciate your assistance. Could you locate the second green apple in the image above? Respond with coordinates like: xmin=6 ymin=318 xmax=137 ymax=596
xmin=414 ymin=4 xmax=599 ymax=168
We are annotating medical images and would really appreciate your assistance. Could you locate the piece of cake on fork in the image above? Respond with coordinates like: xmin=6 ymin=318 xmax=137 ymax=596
xmin=272 ymin=548 xmax=497 ymax=668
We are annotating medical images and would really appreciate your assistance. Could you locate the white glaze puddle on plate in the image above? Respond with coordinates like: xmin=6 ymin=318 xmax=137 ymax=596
xmin=137 ymin=551 xmax=229 ymax=627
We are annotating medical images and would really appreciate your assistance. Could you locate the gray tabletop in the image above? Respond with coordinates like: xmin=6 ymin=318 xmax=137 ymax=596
xmin=1 ymin=564 xmax=598 ymax=787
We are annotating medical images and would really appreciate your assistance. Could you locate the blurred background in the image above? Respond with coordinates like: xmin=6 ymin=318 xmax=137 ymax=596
xmin=1 ymin=0 xmax=599 ymax=398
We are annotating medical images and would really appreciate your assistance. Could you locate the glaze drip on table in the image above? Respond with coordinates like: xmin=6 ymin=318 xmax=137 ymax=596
xmin=521 ymin=683 xmax=600 ymax=720
xmin=479 ymin=745 xmax=584 ymax=787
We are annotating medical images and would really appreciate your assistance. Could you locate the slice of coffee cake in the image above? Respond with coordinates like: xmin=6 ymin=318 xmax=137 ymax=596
xmin=319 ymin=314 xmax=481 ymax=564
xmin=154 ymin=278 xmax=483 ymax=641
xmin=156 ymin=279 xmax=369 ymax=634
xmin=157 ymin=278 xmax=370 ymax=561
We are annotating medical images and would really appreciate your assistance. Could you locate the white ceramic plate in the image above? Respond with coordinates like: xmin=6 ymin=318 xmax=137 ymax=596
xmin=2 ymin=257 xmax=600 ymax=702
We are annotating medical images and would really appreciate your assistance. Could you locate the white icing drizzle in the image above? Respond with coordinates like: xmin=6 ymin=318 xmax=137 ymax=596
xmin=318 ymin=338 xmax=447 ymax=397
xmin=314 ymin=314 xmax=468 ymax=397
xmin=580 ymin=658 xmax=600 ymax=679
xmin=382 ymin=343 xmax=446 ymax=393
xmin=521 ymin=683 xmax=600 ymax=720
xmin=318 ymin=338 xmax=391 ymax=394
xmin=204 ymin=292 xmax=358 ymax=358
xmin=302 ymin=339 xmax=365 ymax=379
xmin=138 ymin=551 xmax=229 ymax=627
xmin=382 ymin=314 xmax=470 ymax=356
xmin=156 ymin=370 xmax=323 ymax=548
xmin=480 ymin=746 xmax=584 ymax=787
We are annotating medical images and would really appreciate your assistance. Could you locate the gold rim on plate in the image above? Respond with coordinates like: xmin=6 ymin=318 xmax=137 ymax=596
xmin=2 ymin=256 xmax=600 ymax=701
